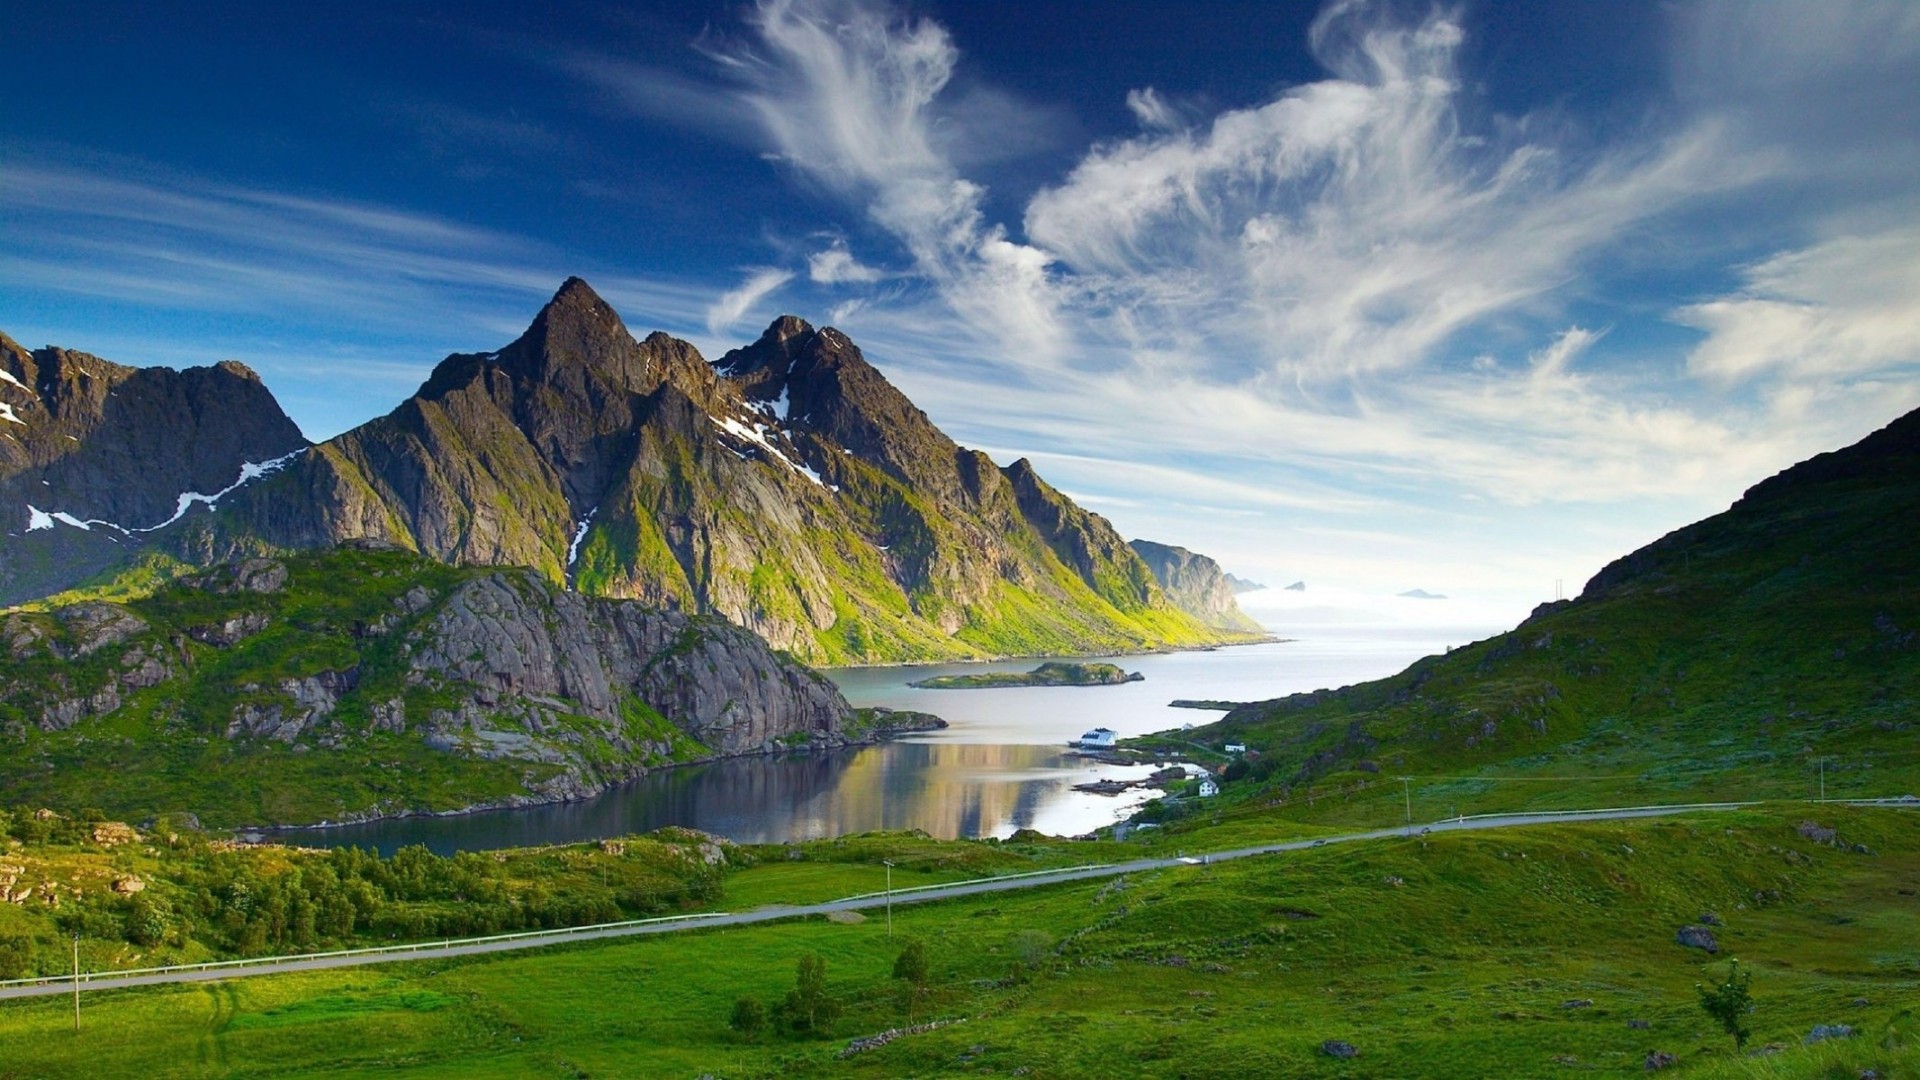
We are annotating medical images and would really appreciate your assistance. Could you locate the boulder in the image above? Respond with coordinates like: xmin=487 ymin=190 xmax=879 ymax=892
xmin=1797 ymin=821 xmax=1838 ymax=844
xmin=1675 ymin=925 xmax=1719 ymax=953
xmin=1320 ymin=1040 xmax=1359 ymax=1059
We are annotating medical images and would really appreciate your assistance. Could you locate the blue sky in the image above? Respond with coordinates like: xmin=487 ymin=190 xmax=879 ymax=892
xmin=4 ymin=0 xmax=1918 ymax=630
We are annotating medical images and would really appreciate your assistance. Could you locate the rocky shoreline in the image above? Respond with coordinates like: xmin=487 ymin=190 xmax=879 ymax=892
xmin=247 ymin=707 xmax=949 ymax=836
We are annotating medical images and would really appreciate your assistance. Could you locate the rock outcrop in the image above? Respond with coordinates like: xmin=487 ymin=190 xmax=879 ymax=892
xmin=1129 ymin=539 xmax=1265 ymax=633
xmin=0 ymin=547 xmax=854 ymax=825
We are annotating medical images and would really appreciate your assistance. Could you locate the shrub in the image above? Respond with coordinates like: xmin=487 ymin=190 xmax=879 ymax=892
xmin=1697 ymin=959 xmax=1754 ymax=1049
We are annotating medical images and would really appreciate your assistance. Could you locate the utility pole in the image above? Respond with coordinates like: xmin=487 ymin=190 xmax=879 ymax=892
xmin=882 ymin=860 xmax=894 ymax=938
xmin=1398 ymin=777 xmax=1412 ymax=832
xmin=71 ymin=933 xmax=80 ymax=1032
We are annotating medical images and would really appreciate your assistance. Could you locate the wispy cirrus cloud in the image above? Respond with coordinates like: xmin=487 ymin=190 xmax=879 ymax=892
xmin=706 ymin=266 xmax=795 ymax=333
xmin=702 ymin=0 xmax=1068 ymax=362
xmin=1025 ymin=3 xmax=1752 ymax=384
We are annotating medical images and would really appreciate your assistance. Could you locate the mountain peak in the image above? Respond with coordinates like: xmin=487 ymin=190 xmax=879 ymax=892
xmin=529 ymin=276 xmax=622 ymax=337
xmin=482 ymin=276 xmax=646 ymax=388
xmin=763 ymin=315 xmax=814 ymax=345
xmin=551 ymin=275 xmax=605 ymax=306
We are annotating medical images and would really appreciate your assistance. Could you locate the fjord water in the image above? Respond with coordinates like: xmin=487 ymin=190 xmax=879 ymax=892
xmin=302 ymin=628 xmax=1496 ymax=854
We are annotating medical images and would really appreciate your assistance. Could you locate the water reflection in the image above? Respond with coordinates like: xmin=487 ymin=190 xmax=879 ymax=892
xmin=290 ymin=633 xmax=1499 ymax=854
xmin=297 ymin=740 xmax=1161 ymax=855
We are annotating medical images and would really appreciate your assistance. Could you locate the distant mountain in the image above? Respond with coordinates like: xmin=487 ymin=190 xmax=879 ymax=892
xmin=0 ymin=546 xmax=853 ymax=826
xmin=5 ymin=280 xmax=1250 ymax=663
xmin=1199 ymin=407 xmax=1920 ymax=801
xmin=1129 ymin=540 xmax=1265 ymax=633
xmin=1283 ymin=580 xmax=1306 ymax=592
xmin=1225 ymin=572 xmax=1265 ymax=593
xmin=1398 ymin=588 xmax=1447 ymax=600
xmin=0 ymin=333 xmax=308 ymax=605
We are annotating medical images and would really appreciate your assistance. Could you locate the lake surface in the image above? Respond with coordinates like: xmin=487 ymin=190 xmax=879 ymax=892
xmin=295 ymin=627 xmax=1497 ymax=854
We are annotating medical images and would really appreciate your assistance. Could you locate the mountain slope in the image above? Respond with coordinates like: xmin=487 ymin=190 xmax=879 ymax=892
xmin=1129 ymin=539 xmax=1265 ymax=633
xmin=0 ymin=333 xmax=308 ymax=604
xmin=1191 ymin=408 xmax=1920 ymax=809
xmin=0 ymin=544 xmax=853 ymax=826
xmin=166 ymin=279 xmax=1247 ymax=663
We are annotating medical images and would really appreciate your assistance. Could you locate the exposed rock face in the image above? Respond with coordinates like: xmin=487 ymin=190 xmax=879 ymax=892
xmin=1129 ymin=539 xmax=1265 ymax=633
xmin=408 ymin=570 xmax=845 ymax=756
xmin=0 ymin=332 xmax=309 ymax=604
xmin=1 ymin=602 xmax=181 ymax=731
xmin=0 ymin=547 xmax=855 ymax=823
xmin=159 ymin=279 xmax=1244 ymax=662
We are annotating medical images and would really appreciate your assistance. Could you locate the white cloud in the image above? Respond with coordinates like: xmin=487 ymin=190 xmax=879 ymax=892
xmin=706 ymin=266 xmax=795 ymax=334
xmin=807 ymin=241 xmax=883 ymax=284
xmin=1026 ymin=4 xmax=1751 ymax=383
xmin=713 ymin=0 xmax=1067 ymax=361
xmin=1124 ymin=87 xmax=1182 ymax=131
xmin=1679 ymin=227 xmax=1920 ymax=384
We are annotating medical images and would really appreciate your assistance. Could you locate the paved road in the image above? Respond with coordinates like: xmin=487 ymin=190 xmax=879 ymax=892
xmin=0 ymin=800 xmax=1900 ymax=1001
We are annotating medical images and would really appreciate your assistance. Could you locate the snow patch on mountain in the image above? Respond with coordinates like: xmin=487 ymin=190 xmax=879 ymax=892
xmin=567 ymin=509 xmax=597 ymax=575
xmin=711 ymin=413 xmax=829 ymax=489
xmin=21 ymin=449 xmax=304 ymax=537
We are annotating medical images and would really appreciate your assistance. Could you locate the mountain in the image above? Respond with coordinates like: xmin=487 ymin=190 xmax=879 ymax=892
xmin=115 ymin=278 xmax=1246 ymax=663
xmin=0 ymin=332 xmax=308 ymax=604
xmin=1224 ymin=572 xmax=1266 ymax=593
xmin=0 ymin=545 xmax=856 ymax=826
xmin=1196 ymin=407 xmax=1920 ymax=806
xmin=1398 ymin=588 xmax=1447 ymax=600
xmin=1128 ymin=539 xmax=1265 ymax=633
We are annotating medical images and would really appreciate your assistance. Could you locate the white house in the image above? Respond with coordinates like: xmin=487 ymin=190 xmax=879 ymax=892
xmin=1224 ymin=743 xmax=1247 ymax=755
xmin=1197 ymin=776 xmax=1220 ymax=797
xmin=1072 ymin=727 xmax=1117 ymax=750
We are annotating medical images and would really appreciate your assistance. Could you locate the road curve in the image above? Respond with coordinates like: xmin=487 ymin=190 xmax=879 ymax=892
xmin=0 ymin=800 xmax=1899 ymax=1001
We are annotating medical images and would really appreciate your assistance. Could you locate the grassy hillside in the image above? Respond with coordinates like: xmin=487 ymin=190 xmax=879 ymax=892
xmin=1175 ymin=410 xmax=1920 ymax=822
xmin=0 ymin=805 xmax=1912 ymax=1077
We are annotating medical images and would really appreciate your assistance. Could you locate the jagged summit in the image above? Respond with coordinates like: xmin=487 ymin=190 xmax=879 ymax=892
xmin=717 ymin=316 xmax=961 ymax=499
xmin=481 ymin=275 xmax=650 ymax=391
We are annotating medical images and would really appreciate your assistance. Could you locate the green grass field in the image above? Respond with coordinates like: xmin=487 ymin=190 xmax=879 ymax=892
xmin=1 ymin=805 xmax=1913 ymax=1078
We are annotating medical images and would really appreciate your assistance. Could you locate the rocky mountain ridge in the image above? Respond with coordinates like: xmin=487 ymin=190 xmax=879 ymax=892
xmin=0 ymin=332 xmax=308 ymax=604
xmin=6 ymin=279 xmax=1255 ymax=663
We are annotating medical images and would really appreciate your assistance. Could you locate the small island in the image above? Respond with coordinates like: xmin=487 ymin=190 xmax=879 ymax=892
xmin=908 ymin=661 xmax=1144 ymax=689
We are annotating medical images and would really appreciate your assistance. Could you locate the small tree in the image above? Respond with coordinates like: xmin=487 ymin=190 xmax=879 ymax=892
xmin=892 ymin=939 xmax=929 ymax=1023
xmin=780 ymin=952 xmax=840 ymax=1036
xmin=1698 ymin=959 xmax=1755 ymax=1049
xmin=728 ymin=996 xmax=768 ymax=1041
